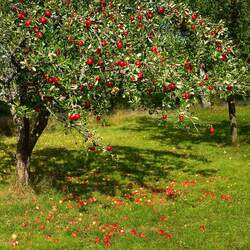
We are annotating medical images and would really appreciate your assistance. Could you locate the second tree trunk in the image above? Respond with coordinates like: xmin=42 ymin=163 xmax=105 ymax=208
xmin=227 ymin=96 xmax=238 ymax=145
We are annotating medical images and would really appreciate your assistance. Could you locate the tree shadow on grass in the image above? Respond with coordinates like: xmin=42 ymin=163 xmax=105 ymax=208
xmin=117 ymin=116 xmax=250 ymax=147
xmin=0 ymin=139 xmax=15 ymax=184
xmin=29 ymin=145 xmax=213 ymax=196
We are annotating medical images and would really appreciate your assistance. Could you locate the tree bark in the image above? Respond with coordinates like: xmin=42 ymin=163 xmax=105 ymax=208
xmin=200 ymin=95 xmax=211 ymax=109
xmin=14 ymin=110 xmax=50 ymax=185
xmin=227 ymin=96 xmax=238 ymax=145
xmin=29 ymin=110 xmax=50 ymax=155
xmin=16 ymin=150 xmax=30 ymax=185
xmin=16 ymin=117 xmax=30 ymax=185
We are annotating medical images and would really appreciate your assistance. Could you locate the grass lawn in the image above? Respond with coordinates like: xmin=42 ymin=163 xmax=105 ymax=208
xmin=0 ymin=105 xmax=249 ymax=250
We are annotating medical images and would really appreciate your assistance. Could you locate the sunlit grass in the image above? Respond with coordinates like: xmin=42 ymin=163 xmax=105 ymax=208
xmin=0 ymin=105 xmax=249 ymax=249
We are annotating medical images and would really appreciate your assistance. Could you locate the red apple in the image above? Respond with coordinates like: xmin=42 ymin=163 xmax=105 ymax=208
xmin=39 ymin=16 xmax=47 ymax=25
xmin=208 ymin=85 xmax=214 ymax=91
xmin=95 ymin=75 xmax=101 ymax=82
xmin=97 ymin=60 xmax=104 ymax=66
xmin=79 ymin=40 xmax=84 ymax=47
xmin=134 ymin=61 xmax=141 ymax=67
xmin=132 ymin=76 xmax=138 ymax=81
xmin=101 ymin=40 xmax=107 ymax=46
xmin=33 ymin=26 xmax=39 ymax=32
xmin=146 ymin=11 xmax=154 ymax=19
xmin=17 ymin=11 xmax=26 ymax=20
xmin=217 ymin=47 xmax=222 ymax=52
xmin=192 ymin=14 xmax=198 ymax=20
xmin=86 ymin=57 xmax=94 ymax=65
xmin=137 ymin=15 xmax=143 ymax=21
xmin=191 ymin=24 xmax=196 ymax=31
xmin=34 ymin=106 xmax=41 ymax=113
xmin=162 ymin=114 xmax=168 ymax=120
xmin=221 ymin=53 xmax=227 ymax=61
xmin=123 ymin=31 xmax=129 ymax=36
xmin=182 ymin=92 xmax=191 ymax=100
xmin=68 ymin=113 xmax=81 ymax=121
xmin=137 ymin=71 xmax=143 ymax=80
xmin=209 ymin=127 xmax=215 ymax=135
xmin=116 ymin=41 xmax=123 ymax=49
xmin=118 ymin=60 xmax=128 ymax=67
xmin=168 ymin=83 xmax=176 ymax=91
xmin=25 ymin=20 xmax=32 ymax=27
xmin=85 ymin=19 xmax=92 ymax=29
xmin=106 ymin=81 xmax=113 ymax=88
xmin=151 ymin=46 xmax=159 ymax=54
xmin=36 ymin=31 xmax=43 ymax=39
xmin=95 ymin=47 xmax=101 ymax=54
xmin=179 ymin=114 xmax=184 ymax=121
xmin=49 ymin=76 xmax=60 ymax=84
xmin=227 ymin=85 xmax=233 ymax=91
xmin=71 ymin=232 xmax=77 ymax=238
xmin=204 ymin=73 xmax=209 ymax=81
xmin=106 ymin=145 xmax=113 ymax=151
xmin=17 ymin=13 xmax=25 ymax=19
xmin=95 ymin=237 xmax=101 ymax=243
xmin=129 ymin=16 xmax=135 ymax=21
xmin=44 ymin=10 xmax=52 ymax=18
xmin=158 ymin=6 xmax=165 ymax=14
xmin=11 ymin=240 xmax=18 ymax=248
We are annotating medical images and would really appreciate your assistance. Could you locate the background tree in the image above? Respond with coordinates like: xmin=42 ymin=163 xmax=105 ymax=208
xmin=175 ymin=0 xmax=250 ymax=67
xmin=172 ymin=0 xmax=249 ymax=145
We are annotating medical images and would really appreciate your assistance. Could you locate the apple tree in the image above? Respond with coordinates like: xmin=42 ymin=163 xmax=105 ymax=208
xmin=0 ymin=0 xmax=244 ymax=185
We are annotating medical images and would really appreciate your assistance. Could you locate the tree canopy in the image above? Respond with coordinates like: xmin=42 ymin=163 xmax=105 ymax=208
xmin=0 ymin=0 xmax=246 ymax=184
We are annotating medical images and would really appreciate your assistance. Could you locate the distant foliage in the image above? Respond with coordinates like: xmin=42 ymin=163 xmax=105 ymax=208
xmin=175 ymin=0 xmax=250 ymax=76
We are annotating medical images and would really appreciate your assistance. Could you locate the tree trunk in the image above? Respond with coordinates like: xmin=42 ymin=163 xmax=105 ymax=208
xmin=4 ymin=47 xmax=51 ymax=185
xmin=16 ymin=149 xmax=30 ymax=186
xmin=200 ymin=95 xmax=211 ymax=108
xmin=16 ymin=117 xmax=30 ymax=185
xmin=227 ymin=96 xmax=238 ymax=145
xmin=14 ymin=110 xmax=50 ymax=185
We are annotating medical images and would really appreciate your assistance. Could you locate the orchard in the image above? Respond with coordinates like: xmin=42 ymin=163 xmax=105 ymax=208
xmin=0 ymin=1 xmax=249 ymax=249
xmin=0 ymin=0 xmax=246 ymax=186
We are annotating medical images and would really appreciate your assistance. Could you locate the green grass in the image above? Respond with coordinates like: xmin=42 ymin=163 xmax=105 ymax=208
xmin=0 ymin=105 xmax=249 ymax=250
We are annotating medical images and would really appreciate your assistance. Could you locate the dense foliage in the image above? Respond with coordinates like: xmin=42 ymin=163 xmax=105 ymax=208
xmin=0 ymin=0 xmax=245 ymax=127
